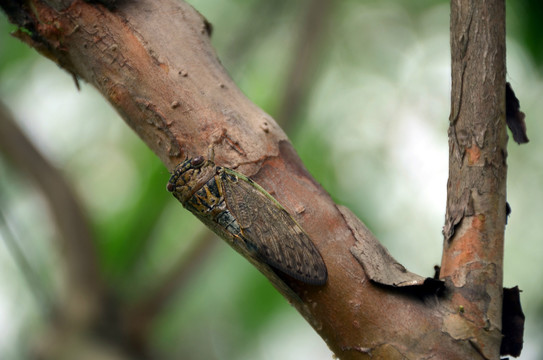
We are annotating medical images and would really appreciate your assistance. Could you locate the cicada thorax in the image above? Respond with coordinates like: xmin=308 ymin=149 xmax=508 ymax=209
xmin=184 ymin=172 xmax=223 ymax=215
xmin=183 ymin=169 xmax=242 ymax=237
xmin=168 ymin=158 xmax=216 ymax=203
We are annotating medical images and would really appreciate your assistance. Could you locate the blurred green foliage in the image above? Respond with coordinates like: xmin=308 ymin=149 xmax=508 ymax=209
xmin=507 ymin=1 xmax=543 ymax=70
xmin=1 ymin=0 xmax=543 ymax=359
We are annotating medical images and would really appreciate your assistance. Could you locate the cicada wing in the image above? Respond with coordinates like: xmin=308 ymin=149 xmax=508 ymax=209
xmin=221 ymin=170 xmax=327 ymax=285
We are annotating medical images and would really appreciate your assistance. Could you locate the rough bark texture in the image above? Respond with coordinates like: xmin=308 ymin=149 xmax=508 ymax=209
xmin=441 ymin=0 xmax=506 ymax=358
xmin=1 ymin=0 xmax=510 ymax=358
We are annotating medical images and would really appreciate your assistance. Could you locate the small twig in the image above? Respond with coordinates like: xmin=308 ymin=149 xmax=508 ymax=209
xmin=0 ymin=205 xmax=53 ymax=312
xmin=123 ymin=230 xmax=218 ymax=350
xmin=0 ymin=100 xmax=103 ymax=308
xmin=276 ymin=0 xmax=334 ymax=130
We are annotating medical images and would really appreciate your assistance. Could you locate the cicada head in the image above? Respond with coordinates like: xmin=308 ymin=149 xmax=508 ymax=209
xmin=167 ymin=156 xmax=216 ymax=203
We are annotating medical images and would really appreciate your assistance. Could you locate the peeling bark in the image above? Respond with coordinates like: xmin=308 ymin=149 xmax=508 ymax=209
xmin=441 ymin=1 xmax=507 ymax=359
xmin=505 ymin=82 xmax=529 ymax=144
xmin=343 ymin=206 xmax=443 ymax=290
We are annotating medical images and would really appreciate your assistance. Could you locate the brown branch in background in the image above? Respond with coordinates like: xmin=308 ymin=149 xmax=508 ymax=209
xmin=441 ymin=0 xmax=507 ymax=358
xmin=0 ymin=100 xmax=103 ymax=325
xmin=222 ymin=1 xmax=290 ymax=69
xmin=276 ymin=0 xmax=334 ymax=130
xmin=0 ymin=206 xmax=53 ymax=311
xmin=123 ymin=230 xmax=218 ymax=353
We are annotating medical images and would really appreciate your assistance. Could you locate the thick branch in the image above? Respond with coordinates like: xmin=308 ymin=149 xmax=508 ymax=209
xmin=441 ymin=0 xmax=507 ymax=358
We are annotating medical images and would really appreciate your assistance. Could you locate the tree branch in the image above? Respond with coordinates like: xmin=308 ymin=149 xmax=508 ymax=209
xmin=441 ymin=0 xmax=506 ymax=358
xmin=275 ymin=0 xmax=334 ymax=129
xmin=122 ymin=231 xmax=218 ymax=352
xmin=0 ymin=100 xmax=103 ymax=320
xmin=0 ymin=98 xmax=108 ymax=357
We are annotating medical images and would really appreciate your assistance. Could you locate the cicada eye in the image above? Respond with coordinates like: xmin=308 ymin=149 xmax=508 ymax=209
xmin=191 ymin=156 xmax=205 ymax=167
xmin=166 ymin=182 xmax=175 ymax=192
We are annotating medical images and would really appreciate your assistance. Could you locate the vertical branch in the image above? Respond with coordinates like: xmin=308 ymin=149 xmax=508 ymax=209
xmin=441 ymin=0 xmax=506 ymax=358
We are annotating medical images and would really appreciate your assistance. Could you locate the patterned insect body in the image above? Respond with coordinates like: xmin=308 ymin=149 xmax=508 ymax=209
xmin=167 ymin=156 xmax=327 ymax=285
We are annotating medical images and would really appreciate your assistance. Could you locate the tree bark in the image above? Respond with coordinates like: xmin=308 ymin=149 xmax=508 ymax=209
xmin=1 ymin=0 xmax=510 ymax=358
xmin=441 ymin=0 xmax=506 ymax=358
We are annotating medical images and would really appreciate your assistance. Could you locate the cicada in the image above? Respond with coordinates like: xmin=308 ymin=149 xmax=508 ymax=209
xmin=167 ymin=154 xmax=327 ymax=285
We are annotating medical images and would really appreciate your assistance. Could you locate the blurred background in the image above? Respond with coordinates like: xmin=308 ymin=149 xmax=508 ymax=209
xmin=0 ymin=0 xmax=542 ymax=359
